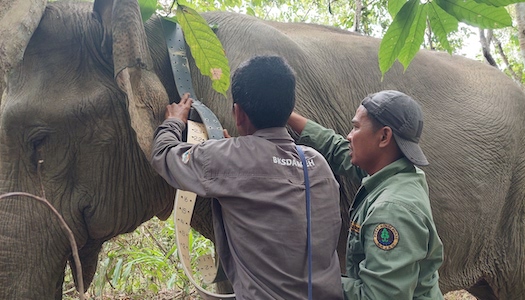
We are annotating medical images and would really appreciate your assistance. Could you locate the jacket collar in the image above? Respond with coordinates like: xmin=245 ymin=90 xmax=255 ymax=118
xmin=361 ymin=157 xmax=415 ymax=192
xmin=253 ymin=127 xmax=295 ymax=144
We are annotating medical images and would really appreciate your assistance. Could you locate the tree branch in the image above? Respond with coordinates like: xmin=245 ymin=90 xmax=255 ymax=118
xmin=492 ymin=35 xmax=523 ymax=86
xmin=479 ymin=29 xmax=498 ymax=67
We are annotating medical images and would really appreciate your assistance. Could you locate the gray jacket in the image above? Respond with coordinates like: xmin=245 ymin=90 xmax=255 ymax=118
xmin=151 ymin=118 xmax=343 ymax=300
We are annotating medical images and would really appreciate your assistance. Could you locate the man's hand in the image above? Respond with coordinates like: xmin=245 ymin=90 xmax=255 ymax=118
xmin=165 ymin=93 xmax=193 ymax=123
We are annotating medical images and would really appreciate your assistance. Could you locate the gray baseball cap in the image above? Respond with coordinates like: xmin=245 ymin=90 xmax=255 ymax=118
xmin=361 ymin=90 xmax=429 ymax=166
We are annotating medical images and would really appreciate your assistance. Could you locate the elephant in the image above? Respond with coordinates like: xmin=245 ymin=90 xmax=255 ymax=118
xmin=1 ymin=0 xmax=525 ymax=299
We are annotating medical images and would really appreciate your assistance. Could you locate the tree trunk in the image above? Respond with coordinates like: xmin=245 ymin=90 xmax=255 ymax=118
xmin=479 ymin=29 xmax=497 ymax=67
xmin=354 ymin=0 xmax=362 ymax=32
xmin=516 ymin=3 xmax=525 ymax=65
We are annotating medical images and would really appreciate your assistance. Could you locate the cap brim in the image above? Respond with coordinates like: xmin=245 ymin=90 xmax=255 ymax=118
xmin=393 ymin=134 xmax=429 ymax=166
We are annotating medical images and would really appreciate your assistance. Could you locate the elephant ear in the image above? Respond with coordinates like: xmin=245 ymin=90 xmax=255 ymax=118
xmin=0 ymin=0 xmax=47 ymax=105
xmin=94 ymin=0 xmax=161 ymax=157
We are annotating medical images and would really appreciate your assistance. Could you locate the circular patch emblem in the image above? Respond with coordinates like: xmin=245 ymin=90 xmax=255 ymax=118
xmin=373 ymin=223 xmax=399 ymax=250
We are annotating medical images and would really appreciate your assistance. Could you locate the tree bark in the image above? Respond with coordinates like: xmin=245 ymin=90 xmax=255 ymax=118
xmin=354 ymin=0 xmax=363 ymax=32
xmin=516 ymin=3 xmax=525 ymax=65
xmin=479 ymin=29 xmax=498 ymax=67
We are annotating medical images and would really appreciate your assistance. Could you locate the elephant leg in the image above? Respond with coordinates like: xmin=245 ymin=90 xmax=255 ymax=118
xmin=191 ymin=197 xmax=216 ymax=241
xmin=55 ymin=264 xmax=66 ymax=300
xmin=466 ymin=278 xmax=498 ymax=300
xmin=69 ymin=239 xmax=104 ymax=293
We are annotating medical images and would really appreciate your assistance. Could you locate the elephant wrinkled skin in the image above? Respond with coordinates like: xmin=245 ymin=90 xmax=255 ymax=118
xmin=1 ymin=0 xmax=524 ymax=299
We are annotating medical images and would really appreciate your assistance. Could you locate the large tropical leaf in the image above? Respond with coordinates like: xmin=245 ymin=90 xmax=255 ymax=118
xmin=428 ymin=2 xmax=459 ymax=53
xmin=138 ymin=0 xmax=159 ymax=22
xmin=379 ymin=0 xmax=419 ymax=76
xmin=388 ymin=0 xmax=408 ymax=17
xmin=176 ymin=5 xmax=230 ymax=97
xmin=474 ymin=0 xmax=525 ymax=7
xmin=398 ymin=4 xmax=428 ymax=69
xmin=435 ymin=0 xmax=512 ymax=28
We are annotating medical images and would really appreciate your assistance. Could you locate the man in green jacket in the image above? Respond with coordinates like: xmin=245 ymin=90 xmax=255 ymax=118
xmin=288 ymin=90 xmax=444 ymax=299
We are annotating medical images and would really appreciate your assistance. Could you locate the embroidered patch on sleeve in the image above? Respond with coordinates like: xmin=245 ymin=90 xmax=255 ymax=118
xmin=181 ymin=149 xmax=192 ymax=164
xmin=373 ymin=223 xmax=399 ymax=250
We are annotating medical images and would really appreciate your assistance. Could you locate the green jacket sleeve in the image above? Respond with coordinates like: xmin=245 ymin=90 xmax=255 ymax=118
xmin=298 ymin=120 xmax=366 ymax=178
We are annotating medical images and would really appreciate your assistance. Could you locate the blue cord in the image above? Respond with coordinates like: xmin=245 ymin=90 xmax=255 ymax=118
xmin=296 ymin=146 xmax=312 ymax=300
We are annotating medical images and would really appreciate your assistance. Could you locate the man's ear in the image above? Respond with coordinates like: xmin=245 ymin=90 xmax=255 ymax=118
xmin=379 ymin=126 xmax=395 ymax=148
xmin=234 ymin=103 xmax=247 ymax=127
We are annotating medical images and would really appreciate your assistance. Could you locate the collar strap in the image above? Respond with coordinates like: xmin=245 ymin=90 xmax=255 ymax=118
xmin=162 ymin=19 xmax=224 ymax=140
xmin=162 ymin=19 xmax=233 ymax=300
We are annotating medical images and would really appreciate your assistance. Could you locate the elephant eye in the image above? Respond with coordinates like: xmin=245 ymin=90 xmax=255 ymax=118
xmin=27 ymin=129 xmax=51 ymax=170
xmin=32 ymin=136 xmax=47 ymax=151
xmin=30 ymin=136 xmax=47 ymax=168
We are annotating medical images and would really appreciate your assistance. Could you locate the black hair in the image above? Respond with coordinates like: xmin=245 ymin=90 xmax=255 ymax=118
xmin=231 ymin=55 xmax=296 ymax=129
xmin=366 ymin=110 xmax=385 ymax=132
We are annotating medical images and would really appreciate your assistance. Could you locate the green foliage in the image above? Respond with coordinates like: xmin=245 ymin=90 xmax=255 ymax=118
xmin=475 ymin=0 xmax=525 ymax=7
xmin=138 ymin=0 xmax=231 ymax=98
xmin=427 ymin=4 xmax=459 ymax=53
xmin=141 ymin=0 xmax=521 ymax=80
xmin=490 ymin=27 xmax=525 ymax=84
xmin=427 ymin=24 xmax=474 ymax=54
xmin=435 ymin=0 xmax=511 ymax=28
xmin=62 ymin=216 xmax=215 ymax=299
xmin=379 ymin=0 xmax=419 ymax=75
xmin=398 ymin=4 xmax=428 ymax=68
xmin=378 ymin=0 xmax=517 ymax=75
xmin=176 ymin=5 xmax=230 ymax=97
xmin=138 ymin=0 xmax=160 ymax=22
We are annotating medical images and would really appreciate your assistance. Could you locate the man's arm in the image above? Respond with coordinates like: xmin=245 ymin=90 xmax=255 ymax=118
xmin=288 ymin=112 xmax=366 ymax=178
xmin=288 ymin=112 xmax=308 ymax=134
xmin=150 ymin=94 xmax=210 ymax=196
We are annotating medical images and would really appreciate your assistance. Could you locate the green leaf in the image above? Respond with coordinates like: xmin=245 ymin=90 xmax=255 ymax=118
xmin=428 ymin=2 xmax=459 ymax=53
xmin=398 ymin=4 xmax=428 ymax=70
xmin=111 ymin=258 xmax=124 ymax=287
xmin=164 ymin=15 xmax=178 ymax=24
xmin=121 ymin=262 xmax=133 ymax=281
xmin=176 ymin=5 xmax=231 ymax=97
xmin=435 ymin=0 xmax=512 ymax=28
xmin=388 ymin=0 xmax=408 ymax=17
xmin=165 ymin=242 xmax=178 ymax=259
xmin=138 ymin=0 xmax=159 ymax=22
xmin=378 ymin=0 xmax=419 ymax=76
xmin=473 ymin=0 xmax=525 ymax=7
xmin=246 ymin=6 xmax=256 ymax=16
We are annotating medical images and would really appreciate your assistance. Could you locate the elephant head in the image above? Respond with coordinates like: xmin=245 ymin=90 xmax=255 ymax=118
xmin=0 ymin=0 xmax=177 ymax=297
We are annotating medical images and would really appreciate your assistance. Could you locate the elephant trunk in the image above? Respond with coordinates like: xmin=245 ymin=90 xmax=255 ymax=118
xmin=0 ymin=195 xmax=72 ymax=299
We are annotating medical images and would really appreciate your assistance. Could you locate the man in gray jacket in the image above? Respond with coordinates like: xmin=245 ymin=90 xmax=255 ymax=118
xmin=151 ymin=55 xmax=343 ymax=299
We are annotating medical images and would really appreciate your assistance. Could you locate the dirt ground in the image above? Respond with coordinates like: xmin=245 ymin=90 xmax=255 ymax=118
xmin=444 ymin=290 xmax=477 ymax=299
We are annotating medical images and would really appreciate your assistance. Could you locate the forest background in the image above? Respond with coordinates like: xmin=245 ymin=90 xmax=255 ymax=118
xmin=61 ymin=0 xmax=522 ymax=298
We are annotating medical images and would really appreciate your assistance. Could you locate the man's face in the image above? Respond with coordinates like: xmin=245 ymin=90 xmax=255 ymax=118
xmin=346 ymin=105 xmax=383 ymax=174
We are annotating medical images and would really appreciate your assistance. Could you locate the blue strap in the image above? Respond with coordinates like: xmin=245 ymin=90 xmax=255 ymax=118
xmin=296 ymin=145 xmax=312 ymax=300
